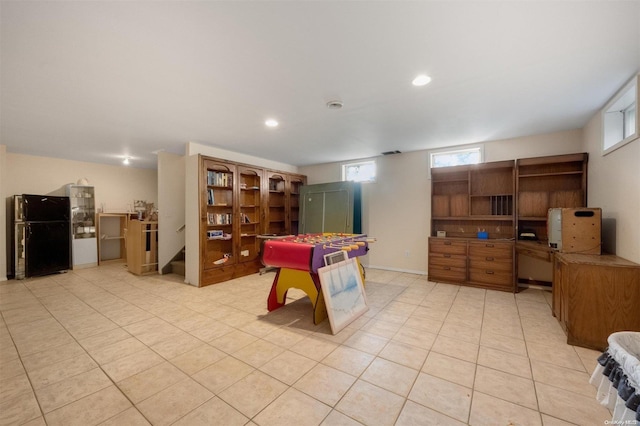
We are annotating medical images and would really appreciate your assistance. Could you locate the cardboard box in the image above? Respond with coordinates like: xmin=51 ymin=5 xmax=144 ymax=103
xmin=548 ymin=208 xmax=601 ymax=255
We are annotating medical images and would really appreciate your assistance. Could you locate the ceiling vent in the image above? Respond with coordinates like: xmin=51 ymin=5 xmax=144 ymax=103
xmin=326 ymin=100 xmax=343 ymax=109
xmin=382 ymin=150 xmax=402 ymax=155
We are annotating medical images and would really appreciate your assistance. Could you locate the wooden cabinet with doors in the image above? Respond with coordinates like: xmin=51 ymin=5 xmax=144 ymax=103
xmin=195 ymin=155 xmax=306 ymax=286
xmin=429 ymin=160 xmax=515 ymax=291
xmin=552 ymin=252 xmax=640 ymax=350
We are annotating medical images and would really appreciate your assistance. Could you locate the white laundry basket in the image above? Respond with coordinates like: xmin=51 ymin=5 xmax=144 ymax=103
xmin=590 ymin=331 xmax=640 ymax=424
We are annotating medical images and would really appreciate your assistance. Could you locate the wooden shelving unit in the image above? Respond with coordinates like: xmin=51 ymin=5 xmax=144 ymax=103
xmin=97 ymin=213 xmax=133 ymax=264
xmin=195 ymin=155 xmax=306 ymax=286
xmin=429 ymin=160 xmax=515 ymax=291
xmin=126 ymin=220 xmax=158 ymax=275
xmin=516 ymin=153 xmax=588 ymax=241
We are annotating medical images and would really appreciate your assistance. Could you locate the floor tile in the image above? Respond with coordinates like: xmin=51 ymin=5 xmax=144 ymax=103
xmin=0 ymin=373 xmax=33 ymax=404
xmin=34 ymin=367 xmax=112 ymax=413
xmin=136 ymin=378 xmax=213 ymax=426
xmin=361 ymin=357 xmax=419 ymax=396
xmin=422 ymin=351 xmax=476 ymax=388
xmin=477 ymin=345 xmax=532 ymax=379
xmin=170 ymin=344 xmax=226 ymax=375
xmin=526 ymin=341 xmax=585 ymax=372
xmin=408 ymin=373 xmax=472 ymax=423
xmin=289 ymin=335 xmax=339 ymax=361
xmin=232 ymin=338 xmax=285 ymax=368
xmin=392 ymin=326 xmax=437 ymax=350
xmin=192 ymin=356 xmax=255 ymax=394
xmin=293 ymin=363 xmax=357 ymax=407
xmin=343 ymin=330 xmax=389 ymax=355
xmin=431 ymin=334 xmax=479 ymax=363
xmin=535 ymin=381 xmax=610 ymax=425
xmin=101 ymin=348 xmax=164 ymax=382
xmin=44 ymin=385 xmax=131 ymax=426
xmin=336 ymin=379 xmax=405 ymax=426
xmin=171 ymin=397 xmax=248 ymax=426
xmin=254 ymin=387 xmax=332 ymax=426
xmin=531 ymin=359 xmax=595 ymax=397
xmin=396 ymin=400 xmax=466 ymax=426
xmin=474 ymin=365 xmax=538 ymax=410
xmin=0 ymin=390 xmax=42 ymax=425
xmin=218 ymin=370 xmax=288 ymax=418
xmin=99 ymin=407 xmax=151 ymax=425
xmin=28 ymin=353 xmax=97 ymax=389
xmin=321 ymin=346 xmax=374 ymax=376
xmin=210 ymin=329 xmax=258 ymax=354
xmin=378 ymin=340 xmax=428 ymax=370
xmin=259 ymin=350 xmax=317 ymax=385
xmin=117 ymin=361 xmax=188 ymax=403
xmin=87 ymin=336 xmax=147 ymax=365
xmin=469 ymin=390 xmax=542 ymax=426
xmin=321 ymin=410 xmax=362 ymax=425
xmin=479 ymin=329 xmax=527 ymax=356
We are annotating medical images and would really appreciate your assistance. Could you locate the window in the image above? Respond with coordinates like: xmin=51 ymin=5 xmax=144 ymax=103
xmin=342 ymin=160 xmax=376 ymax=183
xmin=603 ymin=74 xmax=638 ymax=155
xmin=430 ymin=145 xmax=483 ymax=169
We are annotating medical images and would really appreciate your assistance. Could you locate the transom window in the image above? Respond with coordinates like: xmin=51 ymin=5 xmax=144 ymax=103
xmin=430 ymin=146 xmax=483 ymax=169
xmin=342 ymin=160 xmax=376 ymax=183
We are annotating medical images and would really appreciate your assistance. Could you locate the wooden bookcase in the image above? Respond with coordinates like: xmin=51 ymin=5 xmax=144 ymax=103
xmin=429 ymin=160 xmax=515 ymax=291
xmin=196 ymin=155 xmax=306 ymax=286
xmin=265 ymin=170 xmax=306 ymax=236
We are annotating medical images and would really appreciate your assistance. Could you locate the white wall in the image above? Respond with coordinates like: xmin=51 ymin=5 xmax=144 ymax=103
xmin=157 ymin=152 xmax=186 ymax=273
xmin=583 ymin=115 xmax=640 ymax=262
xmin=300 ymin=129 xmax=584 ymax=274
xmin=1 ymin=145 xmax=7 ymax=281
xmin=4 ymin=153 xmax=157 ymax=212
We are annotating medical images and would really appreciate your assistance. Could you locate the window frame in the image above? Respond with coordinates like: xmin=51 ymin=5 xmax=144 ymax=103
xmin=341 ymin=159 xmax=377 ymax=183
xmin=429 ymin=145 xmax=484 ymax=171
xmin=602 ymin=74 xmax=639 ymax=156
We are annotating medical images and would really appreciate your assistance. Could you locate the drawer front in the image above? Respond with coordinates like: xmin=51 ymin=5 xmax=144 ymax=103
xmin=429 ymin=265 xmax=466 ymax=283
xmin=429 ymin=252 xmax=466 ymax=268
xmin=469 ymin=268 xmax=513 ymax=286
xmin=469 ymin=257 xmax=512 ymax=272
xmin=430 ymin=238 xmax=467 ymax=255
xmin=468 ymin=242 xmax=513 ymax=259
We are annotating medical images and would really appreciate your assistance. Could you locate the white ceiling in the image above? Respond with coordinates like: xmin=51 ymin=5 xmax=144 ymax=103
xmin=2 ymin=1 xmax=639 ymax=169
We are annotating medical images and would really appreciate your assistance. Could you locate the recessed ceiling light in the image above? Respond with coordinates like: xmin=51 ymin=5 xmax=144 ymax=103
xmin=123 ymin=157 xmax=130 ymax=165
xmin=265 ymin=119 xmax=279 ymax=128
xmin=326 ymin=100 xmax=344 ymax=109
xmin=412 ymin=74 xmax=432 ymax=86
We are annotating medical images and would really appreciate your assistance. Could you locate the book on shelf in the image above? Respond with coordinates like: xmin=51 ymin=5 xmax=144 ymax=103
xmin=207 ymin=212 xmax=232 ymax=225
xmin=207 ymin=171 xmax=233 ymax=188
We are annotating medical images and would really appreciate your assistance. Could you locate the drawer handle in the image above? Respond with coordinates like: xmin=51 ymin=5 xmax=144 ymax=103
xmin=444 ymin=241 xmax=452 ymax=245
xmin=485 ymin=244 xmax=494 ymax=248
xmin=486 ymin=257 xmax=494 ymax=261
xmin=444 ymin=254 xmax=451 ymax=258
xmin=443 ymin=267 xmax=451 ymax=270
xmin=485 ymin=270 xmax=494 ymax=275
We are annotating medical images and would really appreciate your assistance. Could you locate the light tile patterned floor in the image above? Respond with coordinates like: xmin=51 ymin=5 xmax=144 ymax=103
xmin=0 ymin=265 xmax=612 ymax=425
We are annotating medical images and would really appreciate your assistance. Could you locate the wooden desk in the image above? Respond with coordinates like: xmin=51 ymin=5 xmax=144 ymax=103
xmin=552 ymin=252 xmax=640 ymax=350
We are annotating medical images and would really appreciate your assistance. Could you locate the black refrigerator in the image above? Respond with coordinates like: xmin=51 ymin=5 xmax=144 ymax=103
xmin=19 ymin=194 xmax=71 ymax=277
